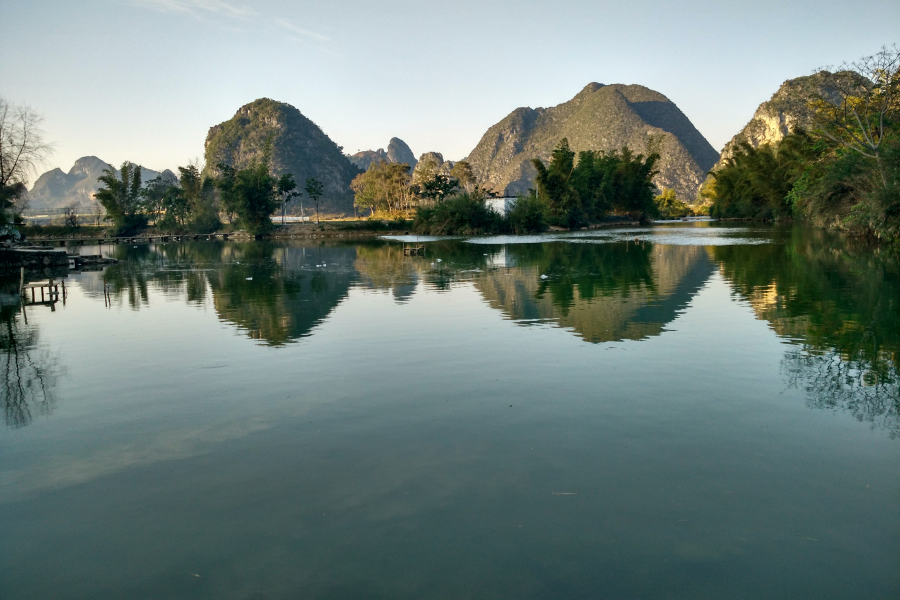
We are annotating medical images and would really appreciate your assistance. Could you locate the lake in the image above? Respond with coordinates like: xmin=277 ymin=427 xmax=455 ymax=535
xmin=1 ymin=222 xmax=898 ymax=599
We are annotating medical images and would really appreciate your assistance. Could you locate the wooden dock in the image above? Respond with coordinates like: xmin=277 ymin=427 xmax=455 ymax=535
xmin=20 ymin=276 xmax=66 ymax=309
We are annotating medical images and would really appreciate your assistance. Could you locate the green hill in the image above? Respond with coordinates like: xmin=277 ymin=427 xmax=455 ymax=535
xmin=204 ymin=99 xmax=360 ymax=215
xmin=466 ymin=83 xmax=719 ymax=202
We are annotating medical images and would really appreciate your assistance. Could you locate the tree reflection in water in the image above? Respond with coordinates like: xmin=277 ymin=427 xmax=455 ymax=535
xmin=0 ymin=302 xmax=62 ymax=428
xmin=101 ymin=242 xmax=360 ymax=345
xmin=783 ymin=346 xmax=899 ymax=438
xmin=713 ymin=228 xmax=900 ymax=436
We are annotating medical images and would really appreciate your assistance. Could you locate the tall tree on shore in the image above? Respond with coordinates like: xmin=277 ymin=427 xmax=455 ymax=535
xmin=0 ymin=98 xmax=52 ymax=224
xmin=95 ymin=162 xmax=146 ymax=233
xmin=532 ymin=138 xmax=582 ymax=226
xmin=450 ymin=160 xmax=476 ymax=192
xmin=305 ymin=177 xmax=324 ymax=224
xmin=351 ymin=161 xmax=413 ymax=216
xmin=277 ymin=173 xmax=301 ymax=224
xmin=215 ymin=160 xmax=279 ymax=235
xmin=807 ymin=45 xmax=900 ymax=187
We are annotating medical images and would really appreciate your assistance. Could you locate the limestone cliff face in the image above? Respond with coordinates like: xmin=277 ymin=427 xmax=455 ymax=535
xmin=698 ymin=72 xmax=836 ymax=201
xmin=466 ymin=83 xmax=719 ymax=201
xmin=387 ymin=138 xmax=417 ymax=167
xmin=709 ymin=73 xmax=832 ymax=172
xmin=349 ymin=149 xmax=388 ymax=171
xmin=27 ymin=157 xmax=170 ymax=213
xmin=412 ymin=151 xmax=453 ymax=181
xmin=205 ymin=98 xmax=360 ymax=214
xmin=349 ymin=137 xmax=418 ymax=172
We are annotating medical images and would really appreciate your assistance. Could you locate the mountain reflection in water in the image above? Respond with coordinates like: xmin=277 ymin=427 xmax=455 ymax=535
xmin=1 ymin=225 xmax=899 ymax=600
xmin=2 ymin=226 xmax=898 ymax=437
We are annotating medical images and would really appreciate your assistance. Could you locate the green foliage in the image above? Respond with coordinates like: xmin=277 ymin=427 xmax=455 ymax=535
xmin=0 ymin=183 xmax=26 ymax=226
xmin=507 ymin=192 xmax=548 ymax=233
xmin=413 ymin=192 xmax=505 ymax=235
xmin=708 ymin=122 xmax=899 ymax=241
xmin=351 ymin=161 xmax=413 ymax=216
xmin=215 ymin=160 xmax=279 ymax=235
xmin=449 ymin=160 xmax=475 ymax=190
xmin=533 ymin=138 xmax=660 ymax=225
xmin=276 ymin=173 xmax=301 ymax=223
xmin=305 ymin=177 xmax=324 ymax=224
xmin=419 ymin=173 xmax=460 ymax=203
xmin=94 ymin=162 xmax=148 ymax=235
xmin=654 ymin=188 xmax=691 ymax=218
xmin=95 ymin=162 xmax=142 ymax=225
xmin=532 ymin=139 xmax=583 ymax=227
xmin=708 ymin=132 xmax=823 ymax=220
xmin=178 ymin=166 xmax=221 ymax=233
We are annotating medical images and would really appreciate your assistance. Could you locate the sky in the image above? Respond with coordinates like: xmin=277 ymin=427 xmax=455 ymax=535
xmin=2 ymin=0 xmax=898 ymax=182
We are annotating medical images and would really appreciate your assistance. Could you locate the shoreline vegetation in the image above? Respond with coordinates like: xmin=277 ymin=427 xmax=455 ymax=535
xmin=2 ymin=47 xmax=897 ymax=245
xmin=703 ymin=46 xmax=899 ymax=242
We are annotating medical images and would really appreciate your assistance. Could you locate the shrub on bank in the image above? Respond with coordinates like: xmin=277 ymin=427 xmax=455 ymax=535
xmin=413 ymin=193 xmax=506 ymax=235
xmin=507 ymin=193 xmax=548 ymax=233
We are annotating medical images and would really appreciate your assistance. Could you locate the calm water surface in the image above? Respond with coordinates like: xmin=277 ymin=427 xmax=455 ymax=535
xmin=1 ymin=222 xmax=898 ymax=599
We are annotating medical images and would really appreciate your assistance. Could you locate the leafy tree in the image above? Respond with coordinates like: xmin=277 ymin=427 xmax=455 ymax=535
xmin=351 ymin=161 xmax=412 ymax=216
xmin=178 ymin=165 xmax=220 ymax=233
xmin=532 ymin=138 xmax=583 ymax=226
xmin=654 ymin=188 xmax=691 ymax=218
xmin=0 ymin=182 xmax=26 ymax=226
xmin=277 ymin=173 xmax=301 ymax=224
xmin=531 ymin=139 xmax=660 ymax=226
xmin=413 ymin=191 xmax=503 ymax=235
xmin=419 ymin=173 xmax=459 ymax=204
xmin=141 ymin=175 xmax=171 ymax=224
xmin=708 ymin=131 xmax=824 ymax=220
xmin=507 ymin=192 xmax=548 ymax=233
xmin=95 ymin=161 xmax=147 ymax=234
xmin=807 ymin=45 xmax=899 ymax=187
xmin=215 ymin=160 xmax=279 ymax=235
xmin=162 ymin=187 xmax=190 ymax=228
xmin=305 ymin=176 xmax=324 ymax=224
xmin=216 ymin=164 xmax=240 ymax=225
xmin=450 ymin=160 xmax=476 ymax=191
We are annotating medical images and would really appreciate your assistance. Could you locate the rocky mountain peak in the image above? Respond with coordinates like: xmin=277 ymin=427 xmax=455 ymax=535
xmin=466 ymin=83 xmax=719 ymax=200
xmin=205 ymin=98 xmax=359 ymax=214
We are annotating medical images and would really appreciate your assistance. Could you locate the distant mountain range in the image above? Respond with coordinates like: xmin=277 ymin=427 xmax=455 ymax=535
xmin=466 ymin=83 xmax=720 ymax=201
xmin=26 ymin=157 xmax=173 ymax=214
xmin=32 ymin=77 xmax=844 ymax=215
xmin=204 ymin=98 xmax=361 ymax=215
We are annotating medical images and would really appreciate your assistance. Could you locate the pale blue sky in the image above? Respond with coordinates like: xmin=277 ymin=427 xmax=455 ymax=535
xmin=2 ymin=0 xmax=898 ymax=180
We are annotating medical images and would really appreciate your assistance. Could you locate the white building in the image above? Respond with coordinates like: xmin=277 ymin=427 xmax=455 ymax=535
xmin=485 ymin=196 xmax=518 ymax=217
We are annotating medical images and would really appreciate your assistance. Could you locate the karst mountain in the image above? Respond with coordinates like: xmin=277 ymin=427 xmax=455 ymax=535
xmin=466 ymin=83 xmax=720 ymax=201
xmin=349 ymin=138 xmax=418 ymax=171
xmin=26 ymin=157 xmax=172 ymax=213
xmin=204 ymin=98 xmax=360 ymax=214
